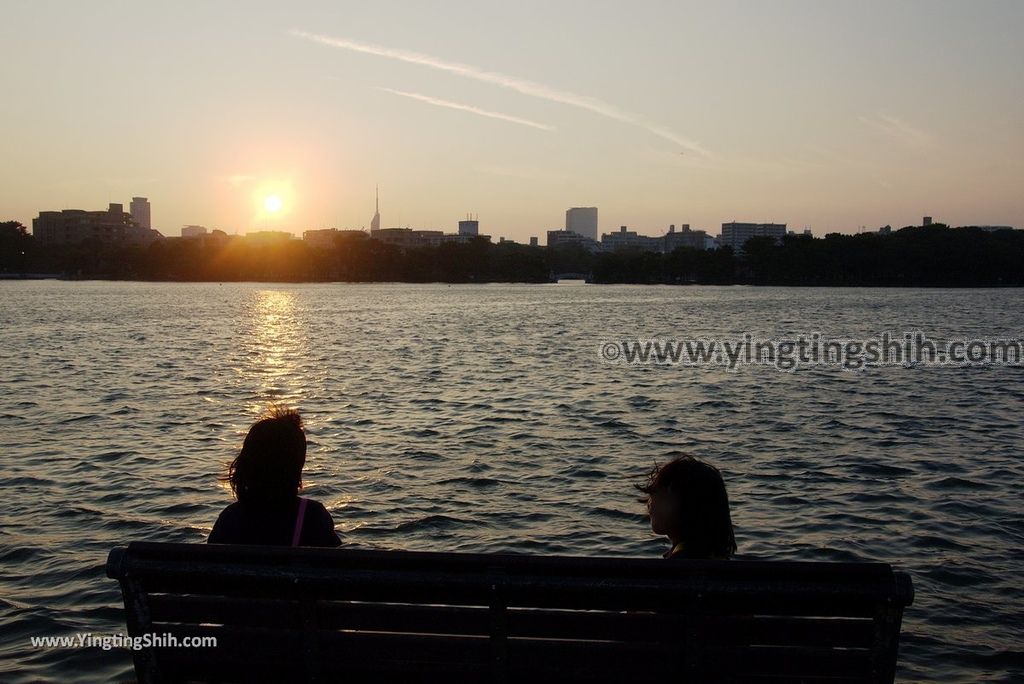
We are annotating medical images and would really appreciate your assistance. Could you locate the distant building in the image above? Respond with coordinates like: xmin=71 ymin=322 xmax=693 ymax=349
xmin=719 ymin=222 xmax=787 ymax=252
xmin=179 ymin=227 xmax=231 ymax=246
xmin=33 ymin=203 xmax=160 ymax=245
xmin=370 ymin=186 xmax=381 ymax=232
xmin=443 ymin=232 xmax=484 ymax=244
xmin=372 ymin=215 xmax=491 ymax=246
xmin=877 ymin=225 xmax=892 ymax=235
xmin=130 ymin=197 xmax=151 ymax=230
xmin=370 ymin=228 xmax=439 ymax=248
xmin=547 ymin=229 xmax=600 ymax=252
xmin=244 ymin=231 xmax=294 ymax=244
xmin=566 ymin=207 xmax=598 ymax=241
xmin=205 ymin=229 xmax=229 ymax=245
xmin=923 ymin=216 xmax=933 ymax=226
xmin=370 ymin=227 xmax=485 ymax=249
xmin=662 ymin=224 xmax=708 ymax=252
xmin=593 ymin=224 xmax=711 ymax=254
xmin=529 ymin=236 xmax=539 ymax=247
xmin=601 ymin=226 xmax=661 ymax=252
xmin=303 ymin=228 xmax=336 ymax=248
xmin=303 ymin=228 xmax=366 ymax=248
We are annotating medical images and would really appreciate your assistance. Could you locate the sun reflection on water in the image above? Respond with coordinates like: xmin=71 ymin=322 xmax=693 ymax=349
xmin=243 ymin=289 xmax=306 ymax=412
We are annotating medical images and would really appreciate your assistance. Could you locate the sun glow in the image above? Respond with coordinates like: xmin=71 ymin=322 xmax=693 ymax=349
xmin=263 ymin=195 xmax=283 ymax=213
xmin=246 ymin=179 xmax=297 ymax=229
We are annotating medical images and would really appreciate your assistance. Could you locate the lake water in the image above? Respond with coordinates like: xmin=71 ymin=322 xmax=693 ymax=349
xmin=1 ymin=281 xmax=1022 ymax=682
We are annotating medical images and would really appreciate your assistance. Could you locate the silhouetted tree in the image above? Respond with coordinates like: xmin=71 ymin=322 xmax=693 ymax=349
xmin=0 ymin=221 xmax=32 ymax=273
xmin=11 ymin=223 xmax=1022 ymax=285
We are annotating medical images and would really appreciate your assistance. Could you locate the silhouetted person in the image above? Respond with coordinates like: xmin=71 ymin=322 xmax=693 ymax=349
xmin=637 ymin=455 xmax=736 ymax=560
xmin=208 ymin=406 xmax=341 ymax=547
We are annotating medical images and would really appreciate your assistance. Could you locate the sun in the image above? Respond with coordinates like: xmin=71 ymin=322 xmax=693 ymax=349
xmin=263 ymin=195 xmax=283 ymax=213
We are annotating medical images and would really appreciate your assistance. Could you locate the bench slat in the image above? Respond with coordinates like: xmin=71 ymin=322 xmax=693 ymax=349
xmin=127 ymin=563 xmax=903 ymax=616
xmin=147 ymin=594 xmax=877 ymax=648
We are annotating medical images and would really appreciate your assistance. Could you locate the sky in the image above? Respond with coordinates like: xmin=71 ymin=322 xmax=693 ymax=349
xmin=1 ymin=0 xmax=1022 ymax=241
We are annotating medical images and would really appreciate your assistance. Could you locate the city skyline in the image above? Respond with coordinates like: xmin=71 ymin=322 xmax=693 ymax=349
xmin=2 ymin=1 xmax=1022 ymax=240
xmin=22 ymin=191 xmax=1010 ymax=247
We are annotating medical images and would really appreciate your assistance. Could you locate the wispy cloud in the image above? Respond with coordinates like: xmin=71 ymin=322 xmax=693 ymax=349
xmin=290 ymin=29 xmax=709 ymax=156
xmin=858 ymin=113 xmax=933 ymax=147
xmin=376 ymin=87 xmax=554 ymax=131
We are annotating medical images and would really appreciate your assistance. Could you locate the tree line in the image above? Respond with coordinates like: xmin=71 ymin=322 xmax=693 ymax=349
xmin=1 ymin=221 xmax=1021 ymax=286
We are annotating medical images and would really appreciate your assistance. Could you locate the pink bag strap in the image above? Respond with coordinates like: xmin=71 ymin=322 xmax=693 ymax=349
xmin=291 ymin=497 xmax=308 ymax=547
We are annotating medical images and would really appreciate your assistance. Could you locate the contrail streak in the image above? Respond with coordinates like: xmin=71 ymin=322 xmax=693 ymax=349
xmin=376 ymin=87 xmax=554 ymax=131
xmin=857 ymin=113 xmax=933 ymax=148
xmin=291 ymin=29 xmax=709 ymax=156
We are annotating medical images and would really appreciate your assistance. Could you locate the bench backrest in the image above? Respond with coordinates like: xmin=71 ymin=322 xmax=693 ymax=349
xmin=106 ymin=542 xmax=913 ymax=683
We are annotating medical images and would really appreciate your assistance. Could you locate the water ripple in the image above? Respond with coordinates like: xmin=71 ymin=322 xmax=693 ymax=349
xmin=0 ymin=282 xmax=1022 ymax=682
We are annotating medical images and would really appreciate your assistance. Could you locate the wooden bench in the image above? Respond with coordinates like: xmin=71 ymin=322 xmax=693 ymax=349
xmin=106 ymin=542 xmax=913 ymax=683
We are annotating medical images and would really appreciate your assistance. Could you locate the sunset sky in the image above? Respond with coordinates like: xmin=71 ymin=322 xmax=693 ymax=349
xmin=2 ymin=0 xmax=1022 ymax=241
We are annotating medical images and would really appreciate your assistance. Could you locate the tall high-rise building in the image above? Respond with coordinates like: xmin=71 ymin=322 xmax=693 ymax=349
xmin=370 ymin=186 xmax=381 ymax=232
xmin=130 ymin=196 xmax=151 ymax=230
xmin=566 ymin=207 xmax=598 ymax=241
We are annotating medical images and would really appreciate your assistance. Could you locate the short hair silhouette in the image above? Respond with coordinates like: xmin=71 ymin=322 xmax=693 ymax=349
xmin=636 ymin=455 xmax=737 ymax=559
xmin=221 ymin=406 xmax=306 ymax=505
